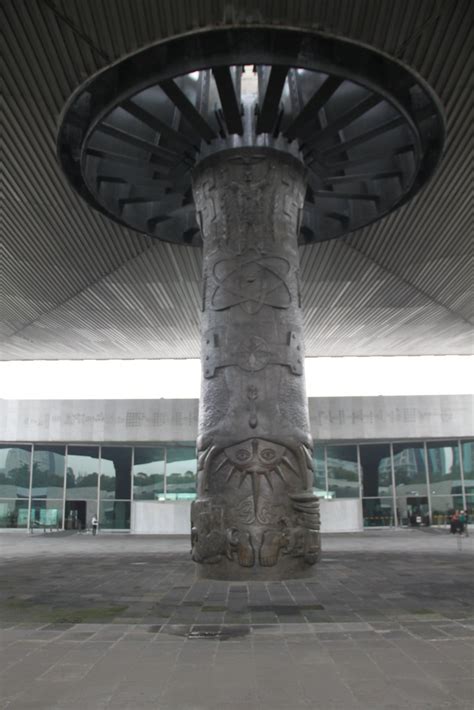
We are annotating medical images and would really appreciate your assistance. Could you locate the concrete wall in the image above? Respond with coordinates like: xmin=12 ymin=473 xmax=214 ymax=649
xmin=132 ymin=501 xmax=191 ymax=535
xmin=309 ymin=395 xmax=473 ymax=441
xmin=319 ymin=499 xmax=363 ymax=533
xmin=1 ymin=394 xmax=472 ymax=443
xmin=131 ymin=499 xmax=363 ymax=535
xmin=0 ymin=399 xmax=198 ymax=443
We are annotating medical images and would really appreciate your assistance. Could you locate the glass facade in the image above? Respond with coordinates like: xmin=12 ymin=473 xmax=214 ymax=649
xmin=360 ymin=444 xmax=392 ymax=497
xmin=133 ymin=447 xmax=165 ymax=500
xmin=461 ymin=440 xmax=474 ymax=515
xmin=0 ymin=445 xmax=31 ymax=499
xmin=0 ymin=499 xmax=29 ymax=528
xmin=363 ymin=498 xmax=396 ymax=527
xmin=326 ymin=445 xmax=359 ymax=498
xmin=165 ymin=446 xmax=197 ymax=500
xmin=0 ymin=440 xmax=471 ymax=529
xmin=99 ymin=500 xmax=130 ymax=530
xmin=313 ymin=439 xmax=470 ymax=527
xmin=312 ymin=445 xmax=326 ymax=496
xmin=32 ymin=445 xmax=65 ymax=499
xmin=0 ymin=443 xmax=197 ymax=530
xmin=66 ymin=446 xmax=99 ymax=530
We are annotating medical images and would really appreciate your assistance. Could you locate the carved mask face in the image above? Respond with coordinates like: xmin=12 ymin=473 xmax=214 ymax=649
xmin=224 ymin=439 xmax=286 ymax=473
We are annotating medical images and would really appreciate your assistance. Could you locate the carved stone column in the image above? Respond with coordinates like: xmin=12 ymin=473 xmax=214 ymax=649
xmin=191 ymin=148 xmax=320 ymax=580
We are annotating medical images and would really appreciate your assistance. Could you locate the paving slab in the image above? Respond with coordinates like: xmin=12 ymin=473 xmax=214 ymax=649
xmin=0 ymin=529 xmax=473 ymax=709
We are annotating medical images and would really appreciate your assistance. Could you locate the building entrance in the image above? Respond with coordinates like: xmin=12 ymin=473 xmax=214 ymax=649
xmin=65 ymin=501 xmax=86 ymax=531
xmin=398 ymin=497 xmax=430 ymax=527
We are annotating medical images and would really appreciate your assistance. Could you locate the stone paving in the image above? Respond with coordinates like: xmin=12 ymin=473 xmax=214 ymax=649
xmin=0 ymin=529 xmax=473 ymax=709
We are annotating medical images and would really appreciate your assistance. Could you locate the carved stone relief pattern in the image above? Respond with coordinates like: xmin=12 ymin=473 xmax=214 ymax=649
xmin=191 ymin=438 xmax=320 ymax=570
xmin=192 ymin=150 xmax=318 ymax=575
xmin=211 ymin=251 xmax=291 ymax=313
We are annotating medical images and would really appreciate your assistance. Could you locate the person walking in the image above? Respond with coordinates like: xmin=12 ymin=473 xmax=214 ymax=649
xmin=450 ymin=510 xmax=460 ymax=534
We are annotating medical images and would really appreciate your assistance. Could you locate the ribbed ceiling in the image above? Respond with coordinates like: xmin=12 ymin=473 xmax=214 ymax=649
xmin=1 ymin=0 xmax=472 ymax=359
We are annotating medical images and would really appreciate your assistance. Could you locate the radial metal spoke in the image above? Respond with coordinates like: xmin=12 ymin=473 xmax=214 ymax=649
xmin=212 ymin=67 xmax=243 ymax=135
xmin=322 ymin=116 xmax=406 ymax=157
xmin=122 ymin=99 xmax=197 ymax=152
xmin=147 ymin=204 xmax=195 ymax=230
xmin=284 ymin=76 xmax=342 ymax=142
xmin=120 ymin=194 xmax=183 ymax=211
xmin=305 ymin=94 xmax=384 ymax=148
xmin=324 ymin=171 xmax=402 ymax=184
xmin=159 ymin=79 xmax=217 ymax=143
xmin=314 ymin=190 xmax=380 ymax=204
xmin=256 ymin=65 xmax=289 ymax=134
xmin=287 ymin=68 xmax=303 ymax=116
xmin=119 ymin=196 xmax=160 ymax=211
xmin=324 ymin=211 xmax=350 ymax=225
xmin=86 ymin=147 xmax=157 ymax=167
xmin=96 ymin=176 xmax=127 ymax=187
xmin=147 ymin=214 xmax=171 ymax=229
xmin=323 ymin=105 xmax=435 ymax=161
xmin=85 ymin=147 xmax=171 ymax=176
xmin=96 ymin=172 xmax=182 ymax=190
xmin=321 ymin=144 xmax=416 ymax=172
xmin=96 ymin=123 xmax=182 ymax=164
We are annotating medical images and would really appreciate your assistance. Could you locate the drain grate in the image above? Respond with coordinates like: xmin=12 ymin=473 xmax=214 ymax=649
xmin=188 ymin=626 xmax=250 ymax=640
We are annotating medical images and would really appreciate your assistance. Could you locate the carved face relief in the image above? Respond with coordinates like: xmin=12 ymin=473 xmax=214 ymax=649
xmin=221 ymin=439 xmax=302 ymax=512
xmin=225 ymin=439 xmax=286 ymax=473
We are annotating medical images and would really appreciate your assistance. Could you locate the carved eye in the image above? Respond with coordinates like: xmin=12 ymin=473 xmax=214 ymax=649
xmin=260 ymin=448 xmax=276 ymax=461
xmin=236 ymin=449 xmax=251 ymax=462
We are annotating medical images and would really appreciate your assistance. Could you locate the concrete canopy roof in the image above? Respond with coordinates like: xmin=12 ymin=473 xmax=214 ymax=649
xmin=2 ymin=0 xmax=472 ymax=360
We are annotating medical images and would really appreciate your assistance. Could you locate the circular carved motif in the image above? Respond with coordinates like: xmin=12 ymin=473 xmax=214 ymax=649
xmin=237 ymin=336 xmax=271 ymax=372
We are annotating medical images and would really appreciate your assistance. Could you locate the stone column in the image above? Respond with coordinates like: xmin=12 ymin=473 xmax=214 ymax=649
xmin=191 ymin=147 xmax=320 ymax=580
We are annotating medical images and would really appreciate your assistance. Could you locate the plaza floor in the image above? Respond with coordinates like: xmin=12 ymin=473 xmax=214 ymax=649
xmin=0 ymin=529 xmax=473 ymax=710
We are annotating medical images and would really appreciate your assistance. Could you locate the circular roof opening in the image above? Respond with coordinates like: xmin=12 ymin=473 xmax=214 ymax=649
xmin=58 ymin=27 xmax=445 ymax=247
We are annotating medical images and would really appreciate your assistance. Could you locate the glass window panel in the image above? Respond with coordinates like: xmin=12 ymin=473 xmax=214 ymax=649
xmin=133 ymin=447 xmax=165 ymax=500
xmin=396 ymin=496 xmax=430 ymax=527
xmin=32 ymin=445 xmax=65 ymax=499
xmin=462 ymin=440 xmax=474 ymax=484
xmin=312 ymin=445 xmax=326 ymax=495
xmin=463 ymin=441 xmax=474 ymax=516
xmin=360 ymin=444 xmax=392 ymax=497
xmin=30 ymin=500 xmax=63 ymax=529
xmin=427 ymin=442 xmax=461 ymax=495
xmin=99 ymin=501 xmax=130 ymax=529
xmin=166 ymin=446 xmax=197 ymax=500
xmin=430 ymin=496 xmax=464 ymax=526
xmin=100 ymin=447 xmax=132 ymax=499
xmin=393 ymin=443 xmax=427 ymax=497
xmin=66 ymin=446 xmax=99 ymax=499
xmin=0 ymin=499 xmax=29 ymax=528
xmin=0 ymin=445 xmax=31 ymax=498
xmin=363 ymin=498 xmax=396 ymax=527
xmin=326 ymin=445 xmax=359 ymax=498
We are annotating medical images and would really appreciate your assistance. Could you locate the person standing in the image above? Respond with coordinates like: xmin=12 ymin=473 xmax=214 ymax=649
xmin=450 ymin=510 xmax=460 ymax=534
xmin=91 ymin=515 xmax=98 ymax=536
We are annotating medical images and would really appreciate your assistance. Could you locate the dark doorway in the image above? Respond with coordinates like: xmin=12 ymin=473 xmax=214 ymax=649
xmin=403 ymin=496 xmax=430 ymax=526
xmin=65 ymin=501 xmax=86 ymax=530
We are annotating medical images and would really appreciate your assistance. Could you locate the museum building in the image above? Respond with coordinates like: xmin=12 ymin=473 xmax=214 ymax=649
xmin=2 ymin=1 xmax=473 ymax=557
xmin=1 ymin=394 xmax=472 ymax=535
